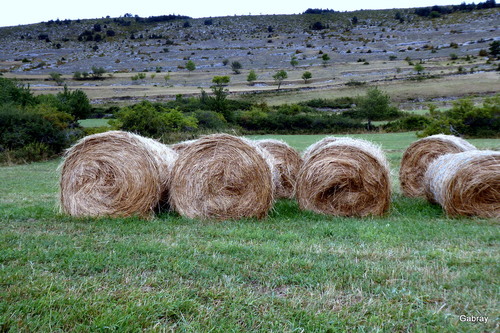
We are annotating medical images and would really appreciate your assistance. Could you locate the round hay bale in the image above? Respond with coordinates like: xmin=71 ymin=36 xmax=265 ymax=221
xmin=424 ymin=150 xmax=500 ymax=218
xmin=170 ymin=139 xmax=199 ymax=154
xmin=301 ymin=136 xmax=338 ymax=162
xmin=169 ymin=134 xmax=274 ymax=220
xmin=400 ymin=134 xmax=476 ymax=198
xmin=296 ymin=137 xmax=391 ymax=217
xmin=59 ymin=130 xmax=177 ymax=218
xmin=254 ymin=139 xmax=302 ymax=199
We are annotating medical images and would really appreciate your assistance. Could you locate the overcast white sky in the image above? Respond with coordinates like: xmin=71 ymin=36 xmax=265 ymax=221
xmin=1 ymin=0 xmax=459 ymax=27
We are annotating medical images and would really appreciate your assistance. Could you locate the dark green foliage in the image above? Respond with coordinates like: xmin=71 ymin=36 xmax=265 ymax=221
xmin=36 ymin=86 xmax=92 ymax=120
xmin=111 ymin=101 xmax=198 ymax=137
xmin=234 ymin=105 xmax=364 ymax=134
xmin=0 ymin=77 xmax=35 ymax=107
xmin=344 ymin=88 xmax=402 ymax=130
xmin=0 ymin=78 xmax=88 ymax=163
xmin=489 ymin=41 xmax=500 ymax=58
xmin=0 ymin=104 xmax=68 ymax=156
xmin=311 ymin=21 xmax=326 ymax=30
xmin=188 ymin=110 xmax=228 ymax=130
xmin=415 ymin=1 xmax=497 ymax=17
xmin=383 ymin=115 xmax=431 ymax=132
xmin=420 ymin=96 xmax=500 ymax=138
xmin=300 ymin=97 xmax=355 ymax=109
xmin=231 ymin=61 xmax=242 ymax=74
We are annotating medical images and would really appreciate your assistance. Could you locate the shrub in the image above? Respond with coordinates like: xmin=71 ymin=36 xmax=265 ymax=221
xmin=344 ymin=87 xmax=402 ymax=130
xmin=0 ymin=104 xmax=68 ymax=156
xmin=110 ymin=101 xmax=198 ymax=137
xmin=231 ymin=61 xmax=242 ymax=74
xmin=189 ymin=110 xmax=228 ymax=130
xmin=38 ymin=86 xmax=92 ymax=120
xmin=420 ymin=96 xmax=500 ymax=137
xmin=383 ymin=115 xmax=431 ymax=132
xmin=0 ymin=77 xmax=35 ymax=107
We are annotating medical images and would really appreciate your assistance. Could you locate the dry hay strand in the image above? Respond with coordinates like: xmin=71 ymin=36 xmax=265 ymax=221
xmin=169 ymin=134 xmax=274 ymax=220
xmin=424 ymin=150 xmax=500 ymax=219
xmin=400 ymin=134 xmax=476 ymax=198
xmin=296 ymin=137 xmax=391 ymax=217
xmin=170 ymin=139 xmax=199 ymax=154
xmin=301 ymin=136 xmax=338 ymax=162
xmin=254 ymin=139 xmax=302 ymax=199
xmin=59 ymin=130 xmax=177 ymax=218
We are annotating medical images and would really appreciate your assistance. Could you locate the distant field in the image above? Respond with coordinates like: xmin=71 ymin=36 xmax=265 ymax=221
xmin=1 ymin=132 xmax=498 ymax=331
xmin=78 ymin=118 xmax=110 ymax=128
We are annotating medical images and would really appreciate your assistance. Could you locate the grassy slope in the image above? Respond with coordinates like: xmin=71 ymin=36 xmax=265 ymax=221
xmin=1 ymin=133 xmax=499 ymax=331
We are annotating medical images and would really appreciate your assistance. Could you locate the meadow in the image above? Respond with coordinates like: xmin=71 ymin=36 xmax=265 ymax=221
xmin=1 ymin=132 xmax=498 ymax=332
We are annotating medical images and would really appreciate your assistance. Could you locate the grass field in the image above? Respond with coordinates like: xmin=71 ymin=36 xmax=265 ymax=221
xmin=78 ymin=118 xmax=111 ymax=128
xmin=1 ymin=132 xmax=498 ymax=331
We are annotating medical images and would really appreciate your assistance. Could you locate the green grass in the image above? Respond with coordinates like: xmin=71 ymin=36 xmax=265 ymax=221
xmin=78 ymin=118 xmax=111 ymax=128
xmin=1 ymin=133 xmax=499 ymax=332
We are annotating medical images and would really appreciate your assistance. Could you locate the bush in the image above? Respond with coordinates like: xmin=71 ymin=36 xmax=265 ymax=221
xmin=420 ymin=96 xmax=500 ymax=138
xmin=234 ymin=105 xmax=365 ymax=134
xmin=188 ymin=110 xmax=228 ymax=130
xmin=0 ymin=104 xmax=68 ymax=158
xmin=300 ymin=97 xmax=355 ymax=109
xmin=383 ymin=115 xmax=431 ymax=132
xmin=0 ymin=77 xmax=35 ymax=107
xmin=344 ymin=87 xmax=403 ymax=129
xmin=35 ymin=86 xmax=92 ymax=120
xmin=110 ymin=101 xmax=198 ymax=137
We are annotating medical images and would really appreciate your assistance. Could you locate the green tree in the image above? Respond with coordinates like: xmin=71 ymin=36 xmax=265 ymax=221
xmin=247 ymin=70 xmax=257 ymax=85
xmin=209 ymin=76 xmax=232 ymax=121
xmin=489 ymin=41 xmax=500 ymax=59
xmin=273 ymin=70 xmax=288 ymax=90
xmin=0 ymin=77 xmax=35 ymax=107
xmin=290 ymin=56 xmax=299 ymax=68
xmin=90 ymin=66 xmax=106 ymax=79
xmin=49 ymin=72 xmax=64 ymax=86
xmin=302 ymin=71 xmax=312 ymax=84
xmin=231 ymin=61 xmax=242 ymax=74
xmin=186 ymin=60 xmax=196 ymax=74
xmin=321 ymin=53 xmax=330 ymax=67
xmin=348 ymin=87 xmax=401 ymax=130
xmin=414 ymin=63 xmax=425 ymax=75
xmin=111 ymin=101 xmax=197 ymax=137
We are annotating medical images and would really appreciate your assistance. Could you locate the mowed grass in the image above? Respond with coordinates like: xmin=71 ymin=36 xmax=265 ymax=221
xmin=1 ymin=132 xmax=499 ymax=332
xmin=78 ymin=118 xmax=111 ymax=128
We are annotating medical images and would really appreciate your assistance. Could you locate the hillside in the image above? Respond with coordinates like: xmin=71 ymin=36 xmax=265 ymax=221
xmin=0 ymin=7 xmax=499 ymax=105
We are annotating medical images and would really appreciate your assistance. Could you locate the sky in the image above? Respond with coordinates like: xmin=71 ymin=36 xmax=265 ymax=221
xmin=1 ymin=0 xmax=460 ymax=27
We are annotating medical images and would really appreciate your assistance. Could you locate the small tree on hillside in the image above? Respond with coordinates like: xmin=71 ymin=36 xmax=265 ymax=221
xmin=186 ymin=60 xmax=196 ymax=74
xmin=414 ymin=63 xmax=425 ymax=75
xmin=49 ymin=72 xmax=64 ymax=86
xmin=321 ymin=53 xmax=330 ymax=67
xmin=489 ymin=41 xmax=500 ymax=59
xmin=247 ymin=70 xmax=257 ymax=85
xmin=273 ymin=70 xmax=288 ymax=90
xmin=348 ymin=87 xmax=401 ymax=130
xmin=90 ymin=66 xmax=106 ymax=79
xmin=290 ymin=56 xmax=299 ymax=68
xmin=302 ymin=71 xmax=312 ymax=84
xmin=231 ymin=61 xmax=242 ymax=74
xmin=210 ymin=76 xmax=232 ymax=121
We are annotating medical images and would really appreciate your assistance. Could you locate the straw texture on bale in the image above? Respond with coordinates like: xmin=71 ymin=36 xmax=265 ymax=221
xmin=59 ymin=130 xmax=177 ymax=218
xmin=170 ymin=139 xmax=199 ymax=154
xmin=169 ymin=134 xmax=274 ymax=220
xmin=301 ymin=136 xmax=338 ymax=162
xmin=254 ymin=139 xmax=302 ymax=199
xmin=296 ymin=138 xmax=391 ymax=217
xmin=424 ymin=150 xmax=500 ymax=218
xmin=400 ymin=134 xmax=476 ymax=198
